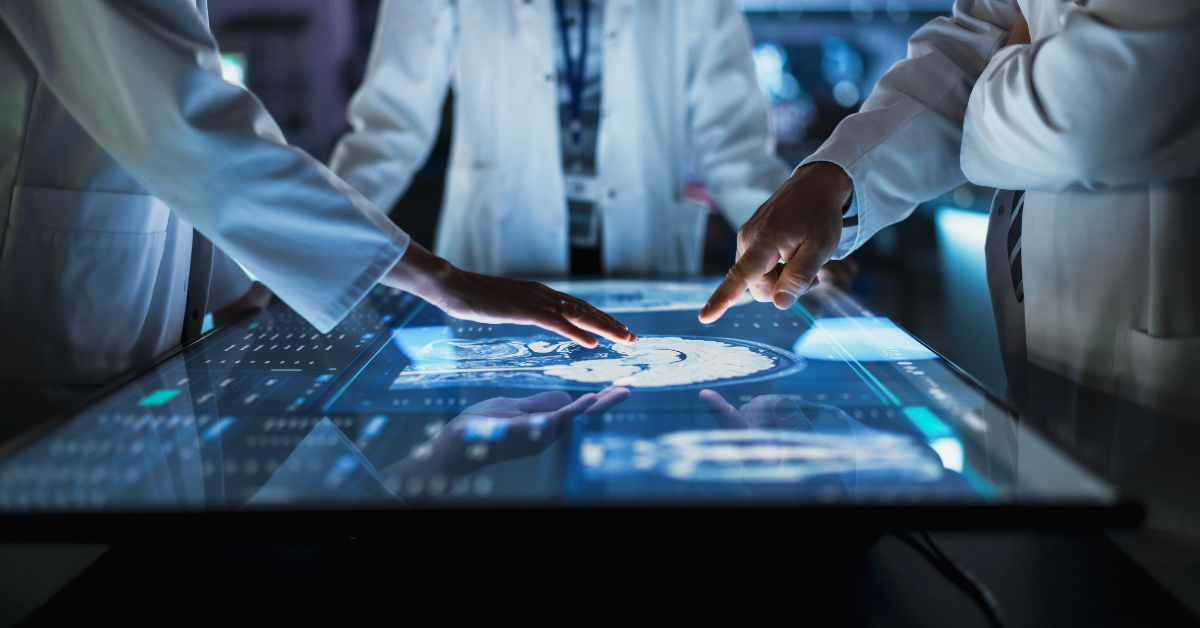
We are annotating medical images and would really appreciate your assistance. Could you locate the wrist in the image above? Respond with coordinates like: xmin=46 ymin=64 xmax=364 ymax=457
xmin=380 ymin=242 xmax=458 ymax=305
xmin=795 ymin=161 xmax=853 ymax=204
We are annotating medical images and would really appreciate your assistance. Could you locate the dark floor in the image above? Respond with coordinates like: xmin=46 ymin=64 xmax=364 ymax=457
xmin=2 ymin=528 xmax=1198 ymax=626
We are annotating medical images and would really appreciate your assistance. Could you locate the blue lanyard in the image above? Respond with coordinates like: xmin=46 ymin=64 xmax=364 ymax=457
xmin=554 ymin=0 xmax=589 ymax=147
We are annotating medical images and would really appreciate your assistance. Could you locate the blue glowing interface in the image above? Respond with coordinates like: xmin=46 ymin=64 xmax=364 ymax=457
xmin=0 ymin=281 xmax=1115 ymax=512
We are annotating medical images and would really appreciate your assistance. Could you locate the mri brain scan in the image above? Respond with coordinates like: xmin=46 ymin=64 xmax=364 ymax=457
xmin=390 ymin=335 xmax=805 ymax=390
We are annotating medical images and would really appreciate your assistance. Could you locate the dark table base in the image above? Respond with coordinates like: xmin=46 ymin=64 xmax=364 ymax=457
xmin=18 ymin=529 xmax=1199 ymax=627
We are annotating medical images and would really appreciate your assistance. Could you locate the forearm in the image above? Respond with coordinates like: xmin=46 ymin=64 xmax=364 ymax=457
xmin=378 ymin=241 xmax=458 ymax=310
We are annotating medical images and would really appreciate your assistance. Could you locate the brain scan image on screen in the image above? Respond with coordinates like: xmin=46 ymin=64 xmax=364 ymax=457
xmin=543 ymin=280 xmax=754 ymax=312
xmin=390 ymin=335 xmax=805 ymax=390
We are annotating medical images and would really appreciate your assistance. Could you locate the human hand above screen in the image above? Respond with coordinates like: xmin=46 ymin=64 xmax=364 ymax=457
xmin=380 ymin=242 xmax=636 ymax=348
xmin=699 ymin=161 xmax=851 ymax=324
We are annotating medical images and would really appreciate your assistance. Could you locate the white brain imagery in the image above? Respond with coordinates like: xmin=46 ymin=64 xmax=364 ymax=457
xmin=544 ymin=337 xmax=777 ymax=387
xmin=390 ymin=335 xmax=804 ymax=390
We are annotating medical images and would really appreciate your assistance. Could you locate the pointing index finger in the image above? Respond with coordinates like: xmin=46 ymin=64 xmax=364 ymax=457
xmin=699 ymin=243 xmax=779 ymax=324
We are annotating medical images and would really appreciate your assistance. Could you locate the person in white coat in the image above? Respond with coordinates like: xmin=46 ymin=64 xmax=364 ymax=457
xmin=0 ymin=0 xmax=635 ymax=430
xmin=701 ymin=0 xmax=1200 ymax=421
xmin=330 ymin=0 xmax=790 ymax=278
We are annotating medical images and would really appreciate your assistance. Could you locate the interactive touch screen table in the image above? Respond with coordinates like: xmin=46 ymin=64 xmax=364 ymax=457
xmin=0 ymin=280 xmax=1138 ymax=537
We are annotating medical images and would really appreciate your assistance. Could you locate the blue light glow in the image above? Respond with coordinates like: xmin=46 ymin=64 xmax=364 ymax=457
xmin=391 ymin=326 xmax=454 ymax=358
xmin=203 ymin=417 xmax=235 ymax=440
xmin=333 ymin=454 xmax=359 ymax=476
xmin=360 ymin=415 xmax=388 ymax=440
xmin=902 ymin=406 xmax=954 ymax=440
xmin=463 ymin=418 xmax=509 ymax=442
xmin=792 ymin=317 xmax=937 ymax=362
xmin=902 ymin=407 xmax=963 ymax=472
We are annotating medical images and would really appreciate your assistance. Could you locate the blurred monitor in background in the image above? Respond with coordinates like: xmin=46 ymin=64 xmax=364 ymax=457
xmin=742 ymin=0 xmax=955 ymax=166
xmin=207 ymin=0 xmax=360 ymax=162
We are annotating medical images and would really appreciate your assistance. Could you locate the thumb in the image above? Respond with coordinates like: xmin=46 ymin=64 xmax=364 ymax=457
xmin=773 ymin=239 xmax=829 ymax=309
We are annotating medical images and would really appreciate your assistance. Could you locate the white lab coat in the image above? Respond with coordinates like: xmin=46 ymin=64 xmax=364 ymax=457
xmin=0 ymin=0 xmax=409 ymax=386
xmin=802 ymin=0 xmax=1200 ymax=418
xmin=330 ymin=0 xmax=789 ymax=277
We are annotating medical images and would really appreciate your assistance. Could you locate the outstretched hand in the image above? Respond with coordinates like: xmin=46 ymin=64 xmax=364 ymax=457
xmin=380 ymin=242 xmax=636 ymax=348
xmin=699 ymin=161 xmax=852 ymax=324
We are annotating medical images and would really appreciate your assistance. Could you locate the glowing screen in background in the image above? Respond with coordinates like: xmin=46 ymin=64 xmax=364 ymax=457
xmin=792 ymin=317 xmax=937 ymax=362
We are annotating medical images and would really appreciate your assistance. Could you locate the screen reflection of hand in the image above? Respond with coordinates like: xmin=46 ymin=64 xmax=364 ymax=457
xmin=381 ymin=386 xmax=630 ymax=504
xmin=697 ymin=391 xmax=957 ymax=499
xmin=699 ymin=389 xmax=821 ymax=432
xmin=697 ymin=389 xmax=849 ymax=497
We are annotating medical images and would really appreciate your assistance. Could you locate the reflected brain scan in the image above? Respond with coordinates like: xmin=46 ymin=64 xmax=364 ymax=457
xmin=390 ymin=335 xmax=805 ymax=390
xmin=581 ymin=428 xmax=944 ymax=484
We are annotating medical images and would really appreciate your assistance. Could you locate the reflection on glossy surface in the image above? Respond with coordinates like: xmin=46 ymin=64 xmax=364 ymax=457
xmin=792 ymin=317 xmax=937 ymax=362
xmin=0 ymin=282 xmax=1123 ymax=513
xmin=578 ymin=390 xmax=974 ymax=502
xmin=247 ymin=387 xmax=629 ymax=508
xmin=585 ymin=392 xmax=947 ymax=485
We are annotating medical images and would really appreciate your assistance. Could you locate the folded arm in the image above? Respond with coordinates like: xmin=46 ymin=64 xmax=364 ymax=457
xmin=961 ymin=9 xmax=1200 ymax=191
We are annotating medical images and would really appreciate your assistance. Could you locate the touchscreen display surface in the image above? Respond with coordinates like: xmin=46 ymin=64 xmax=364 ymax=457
xmin=0 ymin=281 xmax=1118 ymax=513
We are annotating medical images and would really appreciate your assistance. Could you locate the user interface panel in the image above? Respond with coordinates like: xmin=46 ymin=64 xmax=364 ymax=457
xmin=0 ymin=281 xmax=1116 ymax=512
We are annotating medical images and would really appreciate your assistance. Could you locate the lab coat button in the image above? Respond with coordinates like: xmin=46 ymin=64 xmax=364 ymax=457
xmin=544 ymin=73 xmax=554 ymax=82
xmin=607 ymin=189 xmax=617 ymax=200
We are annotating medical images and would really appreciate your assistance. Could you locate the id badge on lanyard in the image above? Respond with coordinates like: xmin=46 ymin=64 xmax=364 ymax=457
xmin=557 ymin=0 xmax=601 ymax=250
xmin=565 ymin=173 xmax=600 ymax=248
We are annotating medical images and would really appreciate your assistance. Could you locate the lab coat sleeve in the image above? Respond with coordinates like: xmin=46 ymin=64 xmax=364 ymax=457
xmin=0 ymin=0 xmax=409 ymax=333
xmin=328 ymin=0 xmax=457 ymax=215
xmin=799 ymin=0 xmax=1020 ymax=259
xmin=688 ymin=0 xmax=791 ymax=229
xmin=961 ymin=9 xmax=1200 ymax=191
